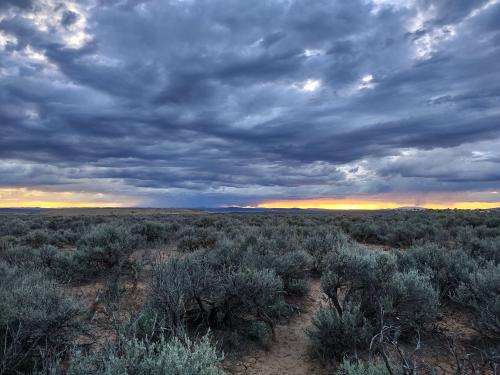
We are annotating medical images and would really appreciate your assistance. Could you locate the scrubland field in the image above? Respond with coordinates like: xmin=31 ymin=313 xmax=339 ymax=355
xmin=0 ymin=209 xmax=499 ymax=374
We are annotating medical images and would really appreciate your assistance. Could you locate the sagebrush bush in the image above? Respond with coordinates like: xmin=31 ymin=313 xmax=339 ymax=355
xmin=461 ymin=235 xmax=500 ymax=264
xmin=0 ymin=261 xmax=84 ymax=374
xmin=224 ymin=268 xmax=283 ymax=329
xmin=0 ymin=236 xmax=10 ymax=251
xmin=24 ymin=229 xmax=51 ymax=247
xmin=452 ymin=264 xmax=500 ymax=339
xmin=149 ymin=256 xmax=217 ymax=335
xmin=67 ymin=335 xmax=224 ymax=375
xmin=0 ymin=245 xmax=40 ymax=268
xmin=321 ymin=246 xmax=396 ymax=318
xmin=3 ymin=218 xmax=29 ymax=236
xmin=319 ymin=245 xmax=437 ymax=344
xmin=1 ymin=210 xmax=499 ymax=371
xmin=337 ymin=359 xmax=390 ymax=375
xmin=203 ymin=234 xmax=311 ymax=297
xmin=269 ymin=250 xmax=312 ymax=296
xmin=120 ymin=307 xmax=166 ymax=343
xmin=303 ymin=226 xmax=350 ymax=271
xmin=238 ymin=245 xmax=311 ymax=296
xmin=176 ymin=226 xmax=219 ymax=252
xmin=385 ymin=270 xmax=439 ymax=333
xmin=149 ymin=251 xmax=284 ymax=341
xmin=132 ymin=220 xmax=177 ymax=244
xmin=72 ymin=223 xmax=138 ymax=280
xmin=308 ymin=303 xmax=373 ymax=361
xmin=398 ymin=243 xmax=477 ymax=299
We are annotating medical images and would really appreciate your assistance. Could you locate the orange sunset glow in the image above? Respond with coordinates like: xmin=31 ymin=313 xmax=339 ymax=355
xmin=252 ymin=193 xmax=500 ymax=210
xmin=0 ymin=188 xmax=140 ymax=208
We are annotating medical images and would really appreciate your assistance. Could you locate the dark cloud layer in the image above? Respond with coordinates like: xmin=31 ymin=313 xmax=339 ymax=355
xmin=1 ymin=0 xmax=500 ymax=206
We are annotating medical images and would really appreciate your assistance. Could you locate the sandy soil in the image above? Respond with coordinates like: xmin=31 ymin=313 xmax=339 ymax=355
xmin=224 ymin=278 xmax=330 ymax=375
xmin=362 ymin=243 xmax=396 ymax=253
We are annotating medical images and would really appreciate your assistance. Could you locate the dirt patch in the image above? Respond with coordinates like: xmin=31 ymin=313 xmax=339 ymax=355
xmin=362 ymin=243 xmax=395 ymax=253
xmin=224 ymin=278 xmax=330 ymax=375
xmin=414 ymin=306 xmax=482 ymax=373
xmin=63 ymin=244 xmax=186 ymax=348
xmin=130 ymin=244 xmax=183 ymax=266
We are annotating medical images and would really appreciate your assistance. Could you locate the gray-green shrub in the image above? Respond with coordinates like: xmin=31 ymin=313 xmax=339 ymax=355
xmin=320 ymin=246 xmax=396 ymax=318
xmin=269 ymin=250 xmax=312 ymax=296
xmin=452 ymin=264 xmax=500 ymax=339
xmin=149 ymin=256 xmax=218 ymax=335
xmin=303 ymin=227 xmax=350 ymax=271
xmin=72 ymin=223 xmax=138 ymax=280
xmin=308 ymin=303 xmax=373 ymax=361
xmin=319 ymin=246 xmax=438 ymax=347
xmin=149 ymin=253 xmax=284 ymax=340
xmin=398 ymin=243 xmax=477 ymax=299
xmin=67 ymin=335 xmax=224 ymax=375
xmin=385 ymin=270 xmax=439 ymax=333
xmin=223 ymin=268 xmax=283 ymax=331
xmin=337 ymin=359 xmax=390 ymax=375
xmin=0 ymin=262 xmax=84 ymax=373
xmin=24 ymin=229 xmax=51 ymax=247
xmin=176 ymin=226 xmax=218 ymax=252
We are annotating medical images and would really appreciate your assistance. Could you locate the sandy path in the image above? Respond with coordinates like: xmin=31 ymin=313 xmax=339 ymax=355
xmin=225 ymin=278 xmax=329 ymax=375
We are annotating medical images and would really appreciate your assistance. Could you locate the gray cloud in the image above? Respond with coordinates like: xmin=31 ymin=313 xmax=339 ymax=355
xmin=1 ymin=0 xmax=500 ymax=207
xmin=0 ymin=0 xmax=33 ymax=11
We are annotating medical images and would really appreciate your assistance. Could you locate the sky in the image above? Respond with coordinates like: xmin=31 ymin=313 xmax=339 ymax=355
xmin=1 ymin=0 xmax=500 ymax=209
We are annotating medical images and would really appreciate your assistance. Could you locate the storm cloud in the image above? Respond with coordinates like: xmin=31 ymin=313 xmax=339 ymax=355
xmin=1 ymin=0 xmax=500 ymax=207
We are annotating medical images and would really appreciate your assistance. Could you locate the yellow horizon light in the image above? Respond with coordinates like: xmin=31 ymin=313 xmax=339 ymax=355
xmin=253 ymin=197 xmax=500 ymax=210
xmin=0 ymin=188 xmax=139 ymax=208
xmin=420 ymin=201 xmax=500 ymax=210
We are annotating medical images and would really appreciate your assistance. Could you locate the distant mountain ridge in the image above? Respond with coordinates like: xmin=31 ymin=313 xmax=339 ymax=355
xmin=203 ymin=207 xmax=331 ymax=213
xmin=1 ymin=206 xmax=499 ymax=215
xmin=0 ymin=208 xmax=48 ymax=214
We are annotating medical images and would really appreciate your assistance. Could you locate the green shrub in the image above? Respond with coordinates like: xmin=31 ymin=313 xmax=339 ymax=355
xmin=150 ymin=254 xmax=284 ymax=340
xmin=120 ymin=308 xmax=166 ymax=343
xmin=0 ymin=244 xmax=76 ymax=282
xmin=5 ymin=218 xmax=29 ymax=236
xmin=286 ymin=278 xmax=308 ymax=296
xmin=72 ymin=224 xmax=138 ymax=280
xmin=337 ymin=359 xmax=390 ymax=375
xmin=320 ymin=247 xmax=437 ymax=337
xmin=303 ymin=227 xmax=350 ymax=271
xmin=236 ymin=321 xmax=270 ymax=344
xmin=308 ymin=304 xmax=373 ymax=361
xmin=453 ymin=265 xmax=500 ymax=339
xmin=321 ymin=247 xmax=395 ymax=318
xmin=203 ymin=238 xmax=243 ymax=271
xmin=177 ymin=226 xmax=218 ymax=252
xmin=24 ymin=229 xmax=51 ymax=247
xmin=223 ymin=268 xmax=283 ymax=330
xmin=0 ymin=245 xmax=40 ymax=268
xmin=0 ymin=262 xmax=84 ymax=373
xmin=463 ymin=236 xmax=500 ymax=264
xmin=268 ymin=299 xmax=295 ymax=320
xmin=0 ymin=236 xmax=10 ymax=251
xmin=67 ymin=335 xmax=224 ymax=375
xmin=270 ymin=250 xmax=312 ymax=296
xmin=385 ymin=270 xmax=439 ymax=333
xmin=204 ymin=235 xmax=311 ymax=297
xmin=398 ymin=243 xmax=477 ymax=299
xmin=149 ymin=256 xmax=219 ymax=335
xmin=132 ymin=221 xmax=176 ymax=244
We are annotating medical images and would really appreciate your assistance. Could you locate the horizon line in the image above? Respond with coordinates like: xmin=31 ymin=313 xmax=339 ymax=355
xmin=1 ymin=205 xmax=499 ymax=211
